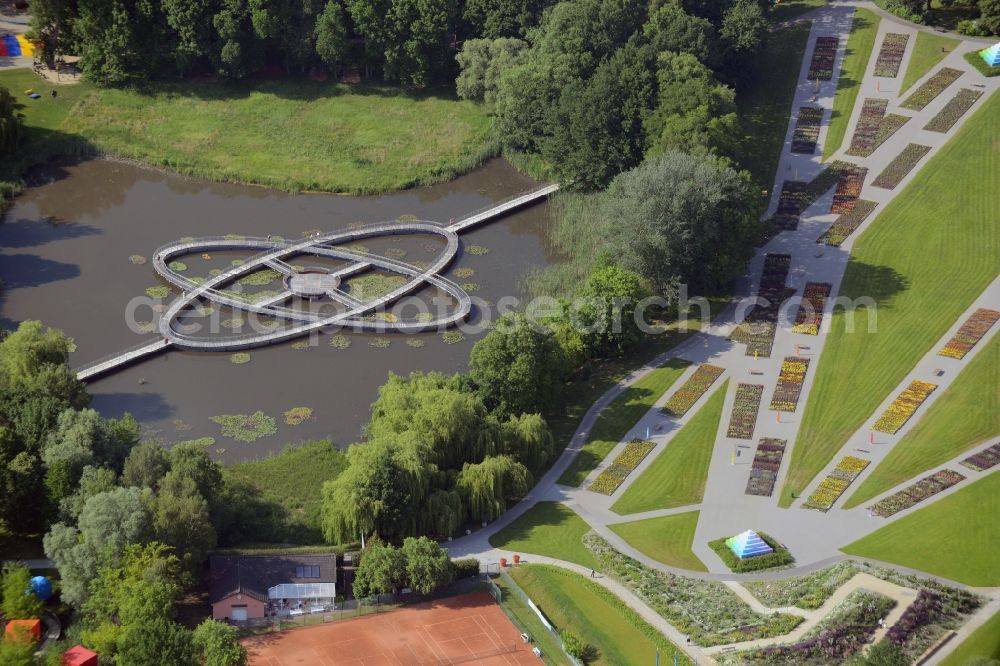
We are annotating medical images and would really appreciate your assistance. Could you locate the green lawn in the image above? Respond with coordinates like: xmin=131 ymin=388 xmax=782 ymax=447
xmin=771 ymin=0 xmax=829 ymax=24
xmin=222 ymin=440 xmax=347 ymax=544
xmin=737 ymin=21 xmax=812 ymax=191
xmin=608 ymin=511 xmax=707 ymax=571
xmin=824 ymin=8 xmax=881 ymax=159
xmin=844 ymin=334 xmax=1000 ymax=509
xmin=489 ymin=502 xmax=599 ymax=570
xmin=780 ymin=90 xmax=1000 ymax=507
xmin=899 ymin=31 xmax=961 ymax=94
xmin=558 ymin=359 xmax=692 ymax=487
xmin=842 ymin=471 xmax=1000 ymax=586
xmin=0 ymin=69 xmax=494 ymax=196
xmin=508 ymin=564 xmax=692 ymax=666
xmin=611 ymin=382 xmax=727 ymax=514
xmin=939 ymin=608 xmax=1000 ymax=665
xmin=491 ymin=575 xmax=565 ymax=666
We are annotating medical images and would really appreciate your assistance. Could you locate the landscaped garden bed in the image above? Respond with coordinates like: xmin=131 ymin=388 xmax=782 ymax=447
xmin=588 ymin=439 xmax=656 ymax=495
xmin=873 ymin=33 xmax=909 ymax=77
xmin=791 ymin=282 xmax=832 ymax=335
xmin=584 ymin=533 xmax=803 ymax=646
xmin=818 ymin=199 xmax=878 ymax=246
xmin=830 ymin=164 xmax=868 ymax=214
xmin=808 ymin=37 xmax=839 ymax=80
xmin=791 ymin=107 xmax=824 ymax=153
xmin=745 ymin=438 xmax=787 ymax=497
xmin=727 ymin=384 xmax=764 ymax=439
xmin=900 ymin=67 xmax=963 ymax=110
xmin=924 ymin=88 xmax=983 ymax=132
xmin=872 ymin=143 xmax=931 ymax=189
xmin=938 ymin=308 xmax=1000 ymax=359
xmin=872 ymin=380 xmax=937 ymax=434
xmin=743 ymin=561 xmax=858 ymax=610
xmin=845 ymin=101 xmax=908 ymax=158
xmin=960 ymin=442 xmax=1000 ymax=472
xmin=730 ymin=254 xmax=793 ymax=357
xmin=869 ymin=468 xmax=965 ymax=517
xmin=770 ymin=181 xmax=807 ymax=230
xmin=769 ymin=356 xmax=810 ymax=412
xmin=802 ymin=455 xmax=869 ymax=512
xmin=663 ymin=364 xmax=725 ymax=417
xmin=708 ymin=532 xmax=794 ymax=573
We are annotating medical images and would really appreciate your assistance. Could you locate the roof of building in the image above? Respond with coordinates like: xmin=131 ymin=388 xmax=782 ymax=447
xmin=209 ymin=553 xmax=337 ymax=604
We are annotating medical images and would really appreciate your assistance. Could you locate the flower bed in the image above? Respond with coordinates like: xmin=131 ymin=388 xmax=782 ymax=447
xmin=743 ymin=561 xmax=858 ymax=611
xmin=791 ymin=107 xmax=824 ymax=154
xmin=830 ymin=164 xmax=868 ymax=214
xmin=869 ymin=468 xmax=966 ymax=517
xmin=662 ymin=364 xmax=725 ymax=417
xmin=847 ymin=98 xmax=888 ymax=156
xmin=872 ymin=380 xmax=937 ymax=434
xmin=791 ymin=282 xmax=832 ymax=335
xmin=745 ymin=438 xmax=787 ymax=497
xmin=818 ymin=199 xmax=878 ymax=247
xmin=727 ymin=384 xmax=764 ymax=439
xmin=938 ymin=308 xmax=1000 ymax=359
xmin=924 ymin=88 xmax=983 ymax=133
xmin=901 ymin=67 xmax=963 ymax=111
xmin=808 ymin=36 xmax=839 ymax=80
xmin=588 ymin=439 xmax=656 ymax=495
xmin=873 ymin=33 xmax=909 ymax=77
xmin=960 ymin=442 xmax=1000 ymax=472
xmin=803 ymin=456 xmax=869 ymax=512
xmin=768 ymin=356 xmax=810 ymax=412
xmin=584 ymin=533 xmax=804 ymax=646
xmin=708 ymin=531 xmax=794 ymax=573
xmin=872 ymin=143 xmax=932 ymax=190
xmin=730 ymin=254 xmax=794 ymax=357
xmin=770 ymin=181 xmax=807 ymax=231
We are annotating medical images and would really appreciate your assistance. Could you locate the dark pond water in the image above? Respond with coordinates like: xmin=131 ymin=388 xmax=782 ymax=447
xmin=0 ymin=158 xmax=558 ymax=462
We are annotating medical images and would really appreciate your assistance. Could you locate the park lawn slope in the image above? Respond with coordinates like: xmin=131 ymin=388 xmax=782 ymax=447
xmin=508 ymin=564 xmax=692 ymax=666
xmin=611 ymin=382 xmax=727 ymax=514
xmin=489 ymin=502 xmax=598 ymax=570
xmin=736 ymin=21 xmax=812 ymax=191
xmin=845 ymin=333 xmax=1000 ymax=508
xmin=780 ymin=89 xmax=1000 ymax=507
xmin=824 ymin=8 xmax=880 ymax=159
xmin=608 ymin=511 xmax=707 ymax=571
xmin=939 ymin=608 xmax=1000 ymax=665
xmin=558 ymin=359 xmax=691 ymax=487
xmin=900 ymin=31 xmax=961 ymax=94
xmin=0 ymin=69 xmax=494 ymax=195
xmin=842 ymin=471 xmax=1000 ymax=586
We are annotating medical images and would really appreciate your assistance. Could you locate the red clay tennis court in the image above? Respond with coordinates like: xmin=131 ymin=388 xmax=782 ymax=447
xmin=243 ymin=591 xmax=541 ymax=665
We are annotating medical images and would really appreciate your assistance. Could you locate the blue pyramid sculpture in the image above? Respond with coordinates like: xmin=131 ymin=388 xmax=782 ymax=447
xmin=725 ymin=530 xmax=774 ymax=559
xmin=982 ymin=42 xmax=1000 ymax=68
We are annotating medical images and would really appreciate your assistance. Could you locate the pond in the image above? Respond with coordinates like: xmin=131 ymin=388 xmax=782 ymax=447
xmin=0 ymin=157 xmax=559 ymax=462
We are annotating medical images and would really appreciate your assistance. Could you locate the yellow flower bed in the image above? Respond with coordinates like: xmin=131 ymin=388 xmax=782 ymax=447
xmin=588 ymin=439 xmax=656 ymax=495
xmin=872 ymin=380 xmax=937 ymax=434
xmin=803 ymin=455 xmax=870 ymax=512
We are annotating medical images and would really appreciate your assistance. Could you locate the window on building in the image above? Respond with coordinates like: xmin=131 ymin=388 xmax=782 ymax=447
xmin=295 ymin=565 xmax=320 ymax=578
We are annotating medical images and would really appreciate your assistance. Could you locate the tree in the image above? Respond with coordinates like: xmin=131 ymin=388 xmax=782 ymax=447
xmin=162 ymin=0 xmax=217 ymax=74
xmin=121 ymin=441 xmax=171 ymax=489
xmin=561 ymin=632 xmax=598 ymax=663
xmin=1 ymin=564 xmax=45 ymax=620
xmin=401 ymin=536 xmax=453 ymax=594
xmin=27 ymin=0 xmax=73 ymax=66
xmin=0 ymin=637 xmax=34 ymax=666
xmin=153 ymin=471 xmax=217 ymax=570
xmin=980 ymin=0 xmax=1000 ymax=34
xmin=352 ymin=539 xmax=406 ymax=597
xmin=642 ymin=2 xmax=718 ymax=67
xmin=42 ymin=409 xmax=101 ymax=507
xmin=455 ymin=38 xmax=528 ymax=103
xmin=469 ymin=312 xmax=567 ymax=416
xmin=456 ymin=455 xmax=530 ymax=521
xmin=193 ymin=619 xmax=248 ymax=666
xmin=0 ymin=85 xmax=24 ymax=155
xmin=314 ymin=0 xmax=349 ymax=72
xmin=116 ymin=618 xmax=196 ymax=666
xmin=462 ymin=0 xmax=556 ymax=38
xmin=169 ymin=443 xmax=222 ymax=500
xmin=719 ymin=0 xmax=767 ymax=86
xmin=499 ymin=412 xmax=552 ymax=472
xmin=601 ymin=151 xmax=760 ymax=297
xmin=74 ymin=0 xmax=171 ymax=85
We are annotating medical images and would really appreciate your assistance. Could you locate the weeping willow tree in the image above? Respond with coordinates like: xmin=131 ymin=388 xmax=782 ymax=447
xmin=0 ymin=86 xmax=24 ymax=156
xmin=457 ymin=455 xmax=531 ymax=523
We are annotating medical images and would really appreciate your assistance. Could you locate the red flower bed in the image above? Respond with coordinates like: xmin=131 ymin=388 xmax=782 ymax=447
xmin=961 ymin=442 xmax=1000 ymax=472
xmin=818 ymin=199 xmax=878 ymax=247
xmin=745 ymin=437 xmax=787 ymax=496
xmin=808 ymin=37 xmax=839 ymax=80
xmin=872 ymin=143 xmax=931 ymax=190
xmin=830 ymin=164 xmax=868 ymax=214
xmin=869 ymin=469 xmax=966 ymax=517
xmin=791 ymin=107 xmax=824 ymax=153
xmin=792 ymin=282 xmax=832 ymax=335
xmin=872 ymin=380 xmax=937 ymax=434
xmin=846 ymin=99 xmax=909 ymax=158
xmin=730 ymin=254 xmax=794 ymax=357
xmin=771 ymin=181 xmax=807 ymax=230
xmin=901 ymin=67 xmax=963 ymax=111
xmin=924 ymin=88 xmax=983 ymax=133
xmin=873 ymin=33 xmax=909 ymax=77
xmin=769 ymin=356 xmax=810 ymax=412
xmin=939 ymin=308 xmax=999 ymax=359
xmin=727 ymin=383 xmax=764 ymax=439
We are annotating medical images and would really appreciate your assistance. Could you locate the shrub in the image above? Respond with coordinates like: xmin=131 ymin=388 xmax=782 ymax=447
xmin=451 ymin=558 xmax=480 ymax=579
xmin=708 ymin=532 xmax=794 ymax=572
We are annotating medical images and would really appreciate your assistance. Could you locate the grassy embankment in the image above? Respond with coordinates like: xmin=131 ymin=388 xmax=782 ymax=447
xmin=823 ymin=8 xmax=881 ymax=159
xmin=845 ymin=334 xmax=1000 ymax=508
xmin=842 ymin=471 xmax=1000 ymax=586
xmin=780 ymin=89 xmax=1000 ymax=506
xmin=489 ymin=502 xmax=599 ymax=570
xmin=611 ymin=382 xmax=727 ymax=514
xmin=899 ymin=31 xmax=960 ymax=94
xmin=608 ymin=511 xmax=707 ymax=571
xmin=509 ymin=564 xmax=693 ymax=666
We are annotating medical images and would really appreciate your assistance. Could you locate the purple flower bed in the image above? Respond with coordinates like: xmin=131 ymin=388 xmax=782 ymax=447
xmin=961 ymin=442 xmax=1000 ymax=472
xmin=745 ymin=438 xmax=787 ymax=497
xmin=808 ymin=37 xmax=839 ymax=80
xmin=869 ymin=469 xmax=966 ymax=517
xmin=873 ymin=33 xmax=909 ymax=77
xmin=925 ymin=88 xmax=983 ymax=133
xmin=791 ymin=107 xmax=824 ymax=153
xmin=872 ymin=143 xmax=931 ymax=190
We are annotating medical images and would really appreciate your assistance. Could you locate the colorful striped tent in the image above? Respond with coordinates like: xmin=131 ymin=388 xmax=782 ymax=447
xmin=725 ymin=530 xmax=774 ymax=559
xmin=982 ymin=42 xmax=1000 ymax=68
xmin=0 ymin=34 xmax=35 ymax=57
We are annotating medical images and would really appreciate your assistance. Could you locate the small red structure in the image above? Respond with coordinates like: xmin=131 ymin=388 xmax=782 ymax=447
xmin=4 ymin=618 xmax=41 ymax=645
xmin=62 ymin=645 xmax=99 ymax=666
